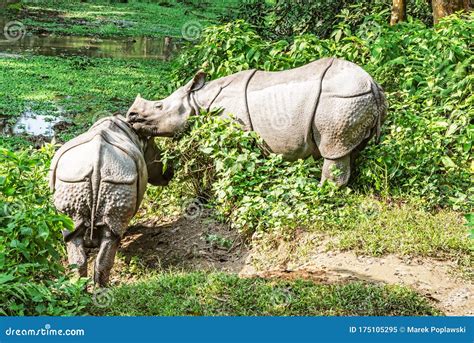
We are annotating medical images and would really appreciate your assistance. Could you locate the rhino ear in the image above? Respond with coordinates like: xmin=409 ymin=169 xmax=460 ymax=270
xmin=185 ymin=71 xmax=207 ymax=93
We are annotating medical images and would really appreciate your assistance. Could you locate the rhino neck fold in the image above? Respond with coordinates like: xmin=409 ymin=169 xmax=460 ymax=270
xmin=190 ymin=81 xmax=224 ymax=113
xmin=242 ymin=69 xmax=258 ymax=131
xmin=192 ymin=70 xmax=258 ymax=131
xmin=189 ymin=90 xmax=203 ymax=115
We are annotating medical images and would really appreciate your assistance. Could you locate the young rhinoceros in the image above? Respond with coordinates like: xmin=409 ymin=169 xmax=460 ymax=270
xmin=49 ymin=115 xmax=173 ymax=286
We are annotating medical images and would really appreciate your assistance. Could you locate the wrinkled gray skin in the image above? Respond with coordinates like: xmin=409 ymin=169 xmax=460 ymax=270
xmin=49 ymin=115 xmax=173 ymax=286
xmin=128 ymin=58 xmax=387 ymax=186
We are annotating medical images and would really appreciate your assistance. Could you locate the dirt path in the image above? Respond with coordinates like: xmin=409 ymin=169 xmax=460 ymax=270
xmin=113 ymin=212 xmax=248 ymax=278
xmin=107 ymin=214 xmax=472 ymax=316
xmin=242 ymin=247 xmax=473 ymax=316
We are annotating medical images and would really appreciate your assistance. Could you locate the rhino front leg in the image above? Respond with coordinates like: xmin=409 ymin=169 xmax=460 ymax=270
xmin=320 ymin=155 xmax=351 ymax=187
xmin=94 ymin=226 xmax=120 ymax=287
xmin=64 ymin=222 xmax=88 ymax=278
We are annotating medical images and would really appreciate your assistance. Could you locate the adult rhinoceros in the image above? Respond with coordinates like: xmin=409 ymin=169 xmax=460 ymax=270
xmin=128 ymin=57 xmax=387 ymax=186
xmin=50 ymin=115 xmax=173 ymax=286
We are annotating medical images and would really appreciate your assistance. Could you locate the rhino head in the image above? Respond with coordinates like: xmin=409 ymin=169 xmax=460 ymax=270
xmin=127 ymin=71 xmax=207 ymax=137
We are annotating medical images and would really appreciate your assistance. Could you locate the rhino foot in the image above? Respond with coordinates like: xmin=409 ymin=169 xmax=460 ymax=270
xmin=66 ymin=233 xmax=88 ymax=278
xmin=321 ymin=155 xmax=351 ymax=187
xmin=94 ymin=227 xmax=121 ymax=287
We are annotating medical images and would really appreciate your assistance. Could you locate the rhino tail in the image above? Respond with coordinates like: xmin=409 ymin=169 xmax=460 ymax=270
xmin=370 ymin=81 xmax=387 ymax=144
xmin=89 ymin=135 xmax=103 ymax=240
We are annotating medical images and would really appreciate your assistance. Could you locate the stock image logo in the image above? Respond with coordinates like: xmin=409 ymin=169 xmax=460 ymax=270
xmin=269 ymin=112 xmax=292 ymax=131
xmin=358 ymin=200 xmax=381 ymax=218
xmin=3 ymin=21 xmax=26 ymax=42
xmin=2 ymin=201 xmax=26 ymax=217
xmin=181 ymin=20 xmax=202 ymax=42
xmin=270 ymin=287 xmax=293 ymax=307
xmin=90 ymin=110 xmax=114 ymax=125
xmin=92 ymin=288 xmax=114 ymax=308
xmin=182 ymin=197 xmax=204 ymax=219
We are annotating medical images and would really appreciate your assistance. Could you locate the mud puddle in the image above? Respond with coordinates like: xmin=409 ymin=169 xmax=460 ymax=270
xmin=1 ymin=107 xmax=70 ymax=140
xmin=0 ymin=34 xmax=179 ymax=60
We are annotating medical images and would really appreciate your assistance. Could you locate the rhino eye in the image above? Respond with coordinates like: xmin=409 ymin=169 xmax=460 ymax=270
xmin=155 ymin=102 xmax=163 ymax=110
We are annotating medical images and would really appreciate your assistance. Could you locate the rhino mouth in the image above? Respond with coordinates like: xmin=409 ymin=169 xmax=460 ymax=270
xmin=132 ymin=123 xmax=174 ymax=137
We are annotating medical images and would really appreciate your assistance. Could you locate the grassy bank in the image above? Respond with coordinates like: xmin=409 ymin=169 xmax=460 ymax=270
xmin=2 ymin=0 xmax=239 ymax=37
xmin=0 ymin=55 xmax=172 ymax=141
xmin=92 ymin=272 xmax=440 ymax=316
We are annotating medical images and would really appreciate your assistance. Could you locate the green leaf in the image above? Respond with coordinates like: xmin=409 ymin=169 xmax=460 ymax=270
xmin=0 ymin=274 xmax=15 ymax=284
xmin=440 ymin=156 xmax=457 ymax=169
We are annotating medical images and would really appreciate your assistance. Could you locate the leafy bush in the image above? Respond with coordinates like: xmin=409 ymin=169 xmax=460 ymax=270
xmin=171 ymin=13 xmax=473 ymax=210
xmin=160 ymin=112 xmax=354 ymax=234
xmin=158 ymin=111 xmax=471 ymax=268
xmin=270 ymin=0 xmax=356 ymax=39
xmin=221 ymin=0 xmax=433 ymax=40
xmin=219 ymin=0 xmax=271 ymax=37
xmin=0 ymin=146 xmax=90 ymax=315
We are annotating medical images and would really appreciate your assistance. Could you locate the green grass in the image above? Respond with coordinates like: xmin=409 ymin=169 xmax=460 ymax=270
xmin=92 ymin=272 xmax=441 ymax=316
xmin=0 ymin=55 xmax=173 ymax=140
xmin=3 ymin=0 xmax=239 ymax=37
xmin=323 ymin=198 xmax=471 ymax=259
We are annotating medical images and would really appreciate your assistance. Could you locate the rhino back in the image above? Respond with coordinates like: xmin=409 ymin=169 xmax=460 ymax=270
xmin=55 ymin=135 xmax=137 ymax=184
xmin=314 ymin=59 xmax=379 ymax=159
xmin=53 ymin=133 xmax=143 ymax=234
xmin=246 ymin=58 xmax=334 ymax=160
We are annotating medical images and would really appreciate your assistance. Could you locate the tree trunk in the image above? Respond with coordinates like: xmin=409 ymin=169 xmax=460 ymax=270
xmin=432 ymin=0 xmax=471 ymax=24
xmin=390 ymin=0 xmax=407 ymax=25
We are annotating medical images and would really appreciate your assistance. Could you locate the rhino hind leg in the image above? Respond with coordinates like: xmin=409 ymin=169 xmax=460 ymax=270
xmin=321 ymin=155 xmax=351 ymax=187
xmin=64 ymin=222 xmax=88 ymax=278
xmin=348 ymin=135 xmax=372 ymax=182
xmin=94 ymin=226 xmax=121 ymax=287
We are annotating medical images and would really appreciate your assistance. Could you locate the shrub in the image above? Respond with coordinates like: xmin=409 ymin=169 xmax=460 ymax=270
xmin=170 ymin=13 xmax=473 ymax=210
xmin=221 ymin=0 xmax=433 ymax=40
xmin=0 ymin=145 xmax=90 ymax=315
xmin=159 ymin=112 xmax=355 ymax=234
xmin=219 ymin=0 xmax=271 ymax=37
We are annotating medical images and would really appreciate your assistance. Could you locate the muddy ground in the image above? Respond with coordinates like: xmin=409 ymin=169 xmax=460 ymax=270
xmin=77 ymin=212 xmax=474 ymax=316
